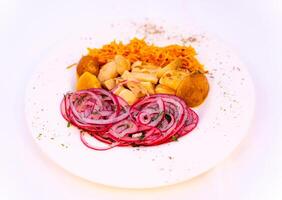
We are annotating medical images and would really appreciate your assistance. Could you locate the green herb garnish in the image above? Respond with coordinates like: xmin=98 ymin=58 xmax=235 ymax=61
xmin=67 ymin=122 xmax=71 ymax=128
xmin=171 ymin=135 xmax=178 ymax=141
xmin=165 ymin=114 xmax=172 ymax=122
xmin=139 ymin=132 xmax=145 ymax=140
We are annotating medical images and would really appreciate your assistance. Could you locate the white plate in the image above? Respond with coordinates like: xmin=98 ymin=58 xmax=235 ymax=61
xmin=25 ymin=20 xmax=255 ymax=188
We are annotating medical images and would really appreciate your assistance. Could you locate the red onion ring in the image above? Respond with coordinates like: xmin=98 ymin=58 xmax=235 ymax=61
xmin=60 ymin=89 xmax=198 ymax=150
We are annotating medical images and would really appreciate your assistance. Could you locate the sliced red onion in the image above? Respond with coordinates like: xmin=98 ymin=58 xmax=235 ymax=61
xmin=60 ymin=89 xmax=199 ymax=150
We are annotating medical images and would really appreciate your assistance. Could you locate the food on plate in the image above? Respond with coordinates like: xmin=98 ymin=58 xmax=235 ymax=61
xmin=61 ymin=89 xmax=198 ymax=150
xmin=123 ymin=71 xmax=158 ymax=84
xmin=98 ymin=61 xmax=118 ymax=82
xmin=61 ymin=37 xmax=209 ymax=150
xmin=102 ymin=79 xmax=116 ymax=90
xmin=176 ymin=72 xmax=209 ymax=107
xmin=139 ymin=82 xmax=155 ymax=94
xmin=159 ymin=69 xmax=189 ymax=90
xmin=155 ymin=84 xmax=175 ymax=95
xmin=156 ymin=58 xmax=181 ymax=78
xmin=76 ymin=72 xmax=101 ymax=90
xmin=87 ymin=38 xmax=204 ymax=72
xmin=76 ymin=56 xmax=99 ymax=76
xmin=114 ymin=55 xmax=131 ymax=75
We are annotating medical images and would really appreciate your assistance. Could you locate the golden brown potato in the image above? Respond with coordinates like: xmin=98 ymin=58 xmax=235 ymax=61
xmin=113 ymin=86 xmax=126 ymax=95
xmin=131 ymin=62 xmax=160 ymax=74
xmin=159 ymin=69 xmax=189 ymax=90
xmin=98 ymin=61 xmax=118 ymax=82
xmin=176 ymin=73 xmax=209 ymax=107
xmin=77 ymin=56 xmax=99 ymax=77
xmin=121 ymin=71 xmax=158 ymax=84
xmin=114 ymin=55 xmax=131 ymax=75
xmin=76 ymin=72 xmax=101 ymax=90
xmin=155 ymin=84 xmax=175 ymax=95
xmin=102 ymin=79 xmax=116 ymax=90
xmin=156 ymin=59 xmax=182 ymax=78
xmin=131 ymin=61 xmax=143 ymax=68
xmin=127 ymin=82 xmax=147 ymax=98
xmin=118 ymin=88 xmax=138 ymax=105
xmin=140 ymin=82 xmax=155 ymax=94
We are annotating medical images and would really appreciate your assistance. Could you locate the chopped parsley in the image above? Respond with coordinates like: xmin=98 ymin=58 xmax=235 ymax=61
xmin=171 ymin=135 xmax=178 ymax=141
xmin=165 ymin=114 xmax=172 ymax=122
xmin=67 ymin=122 xmax=71 ymax=127
xmin=138 ymin=132 xmax=145 ymax=140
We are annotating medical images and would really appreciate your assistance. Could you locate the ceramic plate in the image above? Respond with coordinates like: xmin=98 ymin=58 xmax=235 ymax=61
xmin=25 ymin=20 xmax=255 ymax=188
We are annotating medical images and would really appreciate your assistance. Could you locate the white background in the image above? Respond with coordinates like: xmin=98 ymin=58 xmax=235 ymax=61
xmin=0 ymin=0 xmax=281 ymax=199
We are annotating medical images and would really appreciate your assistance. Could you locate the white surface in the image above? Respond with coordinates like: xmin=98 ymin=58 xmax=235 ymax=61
xmin=1 ymin=0 xmax=282 ymax=199
xmin=25 ymin=20 xmax=255 ymax=188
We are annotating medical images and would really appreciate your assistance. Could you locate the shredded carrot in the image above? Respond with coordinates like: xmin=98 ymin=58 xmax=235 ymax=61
xmin=87 ymin=38 xmax=204 ymax=72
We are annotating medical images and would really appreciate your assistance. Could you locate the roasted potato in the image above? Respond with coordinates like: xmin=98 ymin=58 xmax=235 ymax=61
xmin=140 ymin=82 xmax=155 ymax=94
xmin=131 ymin=62 xmax=160 ymax=74
xmin=98 ymin=61 xmax=118 ymax=82
xmin=155 ymin=84 xmax=175 ymax=95
xmin=159 ymin=69 xmax=189 ymax=90
xmin=114 ymin=55 xmax=131 ymax=75
xmin=131 ymin=61 xmax=143 ymax=68
xmin=156 ymin=59 xmax=182 ymax=79
xmin=102 ymin=79 xmax=116 ymax=90
xmin=118 ymin=88 xmax=138 ymax=105
xmin=122 ymin=71 xmax=158 ymax=84
xmin=176 ymin=73 xmax=209 ymax=107
xmin=127 ymin=82 xmax=147 ymax=98
xmin=131 ymin=67 xmax=160 ymax=74
xmin=113 ymin=85 xmax=126 ymax=95
xmin=76 ymin=71 xmax=101 ymax=90
xmin=77 ymin=56 xmax=99 ymax=76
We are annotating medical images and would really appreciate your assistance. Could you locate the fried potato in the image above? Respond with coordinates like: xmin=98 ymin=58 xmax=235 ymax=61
xmin=77 ymin=56 xmax=99 ymax=76
xmin=98 ymin=61 xmax=118 ymax=82
xmin=156 ymin=59 xmax=182 ymax=79
xmin=118 ymin=88 xmax=138 ymax=105
xmin=155 ymin=84 xmax=175 ymax=95
xmin=121 ymin=71 xmax=158 ymax=84
xmin=176 ymin=73 xmax=209 ymax=107
xmin=114 ymin=55 xmax=131 ymax=75
xmin=131 ymin=72 xmax=158 ymax=84
xmin=131 ymin=62 xmax=160 ymax=74
xmin=113 ymin=86 xmax=125 ymax=95
xmin=76 ymin=72 xmax=101 ymax=90
xmin=126 ymin=82 xmax=147 ymax=98
xmin=159 ymin=69 xmax=189 ymax=90
xmin=131 ymin=67 xmax=160 ymax=74
xmin=102 ymin=79 xmax=116 ymax=90
xmin=140 ymin=82 xmax=155 ymax=94
xmin=131 ymin=61 xmax=143 ymax=68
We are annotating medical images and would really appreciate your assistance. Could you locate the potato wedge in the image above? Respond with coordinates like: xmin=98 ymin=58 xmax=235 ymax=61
xmin=114 ymin=55 xmax=131 ymax=75
xmin=102 ymin=79 xmax=116 ymax=90
xmin=121 ymin=71 xmax=158 ymax=84
xmin=77 ymin=56 xmax=99 ymax=76
xmin=76 ymin=72 xmax=101 ymax=90
xmin=118 ymin=88 xmax=138 ymax=105
xmin=156 ymin=59 xmax=182 ymax=79
xmin=159 ymin=69 xmax=189 ymax=90
xmin=140 ymin=82 xmax=155 ymax=94
xmin=98 ymin=61 xmax=118 ymax=82
xmin=131 ymin=67 xmax=159 ymax=74
xmin=131 ymin=60 xmax=143 ymax=68
xmin=113 ymin=86 xmax=126 ymax=95
xmin=127 ymin=82 xmax=147 ymax=98
xmin=140 ymin=63 xmax=160 ymax=69
xmin=176 ymin=73 xmax=209 ymax=107
xmin=155 ymin=84 xmax=175 ymax=95
xmin=121 ymin=70 xmax=132 ymax=80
